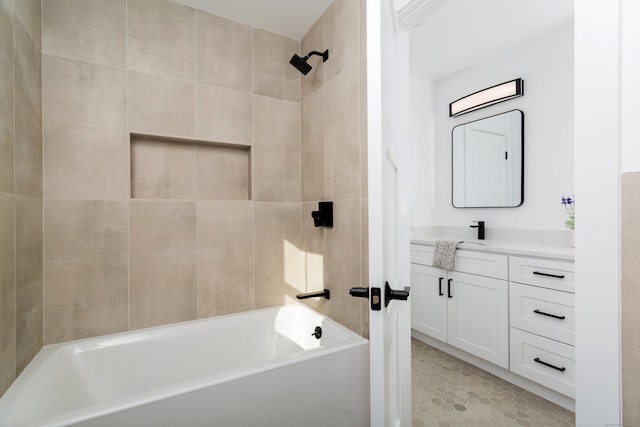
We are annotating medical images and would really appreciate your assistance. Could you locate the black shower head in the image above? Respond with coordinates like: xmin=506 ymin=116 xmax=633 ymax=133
xmin=290 ymin=53 xmax=313 ymax=75
xmin=289 ymin=50 xmax=329 ymax=75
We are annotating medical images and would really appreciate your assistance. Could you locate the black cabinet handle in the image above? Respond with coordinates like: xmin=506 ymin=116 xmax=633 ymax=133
xmin=534 ymin=357 xmax=566 ymax=372
xmin=447 ymin=278 xmax=453 ymax=298
xmin=438 ymin=277 xmax=444 ymax=296
xmin=533 ymin=271 xmax=565 ymax=279
xmin=533 ymin=309 xmax=566 ymax=320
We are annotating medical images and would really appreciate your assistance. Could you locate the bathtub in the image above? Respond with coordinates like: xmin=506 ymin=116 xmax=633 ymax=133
xmin=0 ymin=304 xmax=370 ymax=427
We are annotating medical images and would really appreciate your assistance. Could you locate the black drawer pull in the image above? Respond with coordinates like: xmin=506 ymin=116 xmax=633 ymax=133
xmin=533 ymin=309 xmax=566 ymax=320
xmin=534 ymin=357 xmax=566 ymax=372
xmin=438 ymin=277 xmax=444 ymax=296
xmin=533 ymin=271 xmax=565 ymax=279
xmin=447 ymin=278 xmax=453 ymax=298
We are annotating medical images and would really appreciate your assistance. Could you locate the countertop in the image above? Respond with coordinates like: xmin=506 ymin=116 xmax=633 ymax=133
xmin=411 ymin=237 xmax=575 ymax=261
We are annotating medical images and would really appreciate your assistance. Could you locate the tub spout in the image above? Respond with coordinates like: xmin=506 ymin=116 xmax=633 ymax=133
xmin=296 ymin=289 xmax=330 ymax=300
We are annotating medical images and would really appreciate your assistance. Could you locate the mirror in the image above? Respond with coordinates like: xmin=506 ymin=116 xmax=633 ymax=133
xmin=452 ymin=110 xmax=524 ymax=208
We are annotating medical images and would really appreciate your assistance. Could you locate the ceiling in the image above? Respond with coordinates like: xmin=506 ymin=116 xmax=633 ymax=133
xmin=409 ymin=0 xmax=574 ymax=80
xmin=177 ymin=0 xmax=333 ymax=40
xmin=176 ymin=0 xmax=573 ymax=78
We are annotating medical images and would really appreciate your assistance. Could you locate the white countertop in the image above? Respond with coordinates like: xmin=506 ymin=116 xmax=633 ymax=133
xmin=411 ymin=237 xmax=575 ymax=261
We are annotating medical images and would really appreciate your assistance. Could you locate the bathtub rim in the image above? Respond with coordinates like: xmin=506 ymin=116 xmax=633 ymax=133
xmin=0 ymin=303 xmax=369 ymax=427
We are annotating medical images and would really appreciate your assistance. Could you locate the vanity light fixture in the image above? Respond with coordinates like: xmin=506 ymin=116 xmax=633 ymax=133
xmin=449 ymin=78 xmax=523 ymax=117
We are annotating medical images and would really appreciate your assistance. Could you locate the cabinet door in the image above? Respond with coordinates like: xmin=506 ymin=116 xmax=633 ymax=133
xmin=410 ymin=264 xmax=448 ymax=342
xmin=447 ymin=271 xmax=509 ymax=368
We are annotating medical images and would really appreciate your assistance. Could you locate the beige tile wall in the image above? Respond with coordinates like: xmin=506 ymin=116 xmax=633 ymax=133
xmin=44 ymin=201 xmax=128 ymax=343
xmin=0 ymin=0 xmax=43 ymax=396
xmin=622 ymin=172 xmax=640 ymax=425
xmin=298 ymin=0 xmax=369 ymax=334
xmin=1 ymin=0 xmax=369 ymax=396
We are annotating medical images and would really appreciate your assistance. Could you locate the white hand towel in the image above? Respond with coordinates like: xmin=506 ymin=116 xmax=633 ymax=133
xmin=432 ymin=239 xmax=460 ymax=271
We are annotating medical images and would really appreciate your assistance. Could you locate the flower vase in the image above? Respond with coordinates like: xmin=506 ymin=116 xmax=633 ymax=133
xmin=570 ymin=229 xmax=575 ymax=248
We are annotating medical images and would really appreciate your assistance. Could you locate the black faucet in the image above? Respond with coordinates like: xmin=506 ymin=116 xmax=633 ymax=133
xmin=470 ymin=221 xmax=485 ymax=240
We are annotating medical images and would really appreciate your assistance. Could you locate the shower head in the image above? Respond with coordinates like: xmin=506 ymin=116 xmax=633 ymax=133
xmin=289 ymin=50 xmax=329 ymax=75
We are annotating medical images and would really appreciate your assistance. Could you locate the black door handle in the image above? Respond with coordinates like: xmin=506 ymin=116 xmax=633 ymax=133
xmin=349 ymin=287 xmax=369 ymax=299
xmin=447 ymin=278 xmax=453 ymax=298
xmin=438 ymin=277 xmax=444 ymax=296
xmin=384 ymin=282 xmax=410 ymax=307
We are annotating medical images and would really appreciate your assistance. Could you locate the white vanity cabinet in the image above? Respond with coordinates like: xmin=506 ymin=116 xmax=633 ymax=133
xmin=410 ymin=245 xmax=509 ymax=368
xmin=509 ymin=256 xmax=576 ymax=398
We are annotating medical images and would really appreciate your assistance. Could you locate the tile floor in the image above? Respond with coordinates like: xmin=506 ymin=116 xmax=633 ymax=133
xmin=412 ymin=338 xmax=575 ymax=427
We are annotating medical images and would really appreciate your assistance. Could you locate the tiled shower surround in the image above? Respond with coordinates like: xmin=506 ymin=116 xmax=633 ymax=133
xmin=0 ymin=0 xmax=368 ymax=396
xmin=622 ymin=172 xmax=640 ymax=425
xmin=0 ymin=0 xmax=43 ymax=395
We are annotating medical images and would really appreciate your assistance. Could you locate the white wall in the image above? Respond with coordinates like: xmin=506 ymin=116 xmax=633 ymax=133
xmin=409 ymin=76 xmax=437 ymax=227
xmin=621 ymin=0 xmax=640 ymax=173
xmin=411 ymin=24 xmax=574 ymax=232
xmin=574 ymin=1 xmax=621 ymax=425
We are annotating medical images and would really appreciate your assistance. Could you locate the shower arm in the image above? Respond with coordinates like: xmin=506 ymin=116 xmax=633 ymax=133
xmin=305 ymin=50 xmax=329 ymax=62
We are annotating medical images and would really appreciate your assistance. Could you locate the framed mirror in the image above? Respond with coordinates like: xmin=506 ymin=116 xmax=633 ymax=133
xmin=452 ymin=110 xmax=524 ymax=208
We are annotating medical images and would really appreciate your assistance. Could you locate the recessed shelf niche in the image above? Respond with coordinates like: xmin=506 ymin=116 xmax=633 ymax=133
xmin=130 ymin=133 xmax=251 ymax=200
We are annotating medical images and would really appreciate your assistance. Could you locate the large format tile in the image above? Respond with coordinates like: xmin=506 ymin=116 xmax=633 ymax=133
xmin=622 ymin=172 xmax=640 ymax=425
xmin=301 ymin=18 xmax=325 ymax=100
xmin=127 ymin=0 xmax=195 ymax=81
xmin=253 ymin=29 xmax=300 ymax=102
xmin=0 ymin=0 xmax=13 ymax=193
xmin=299 ymin=201 xmax=327 ymax=315
xmin=195 ymin=143 xmax=250 ymax=200
xmin=253 ymin=95 xmax=301 ymax=202
xmin=43 ymin=55 xmax=128 ymax=200
xmin=325 ymin=198 xmax=362 ymax=334
xmin=301 ymin=89 xmax=324 ymax=201
xmin=324 ymin=0 xmax=361 ymax=81
xmin=324 ymin=63 xmax=360 ymax=200
xmin=130 ymin=135 xmax=195 ymax=200
xmin=254 ymin=202 xmax=302 ymax=309
xmin=13 ymin=0 xmax=40 ymax=50
xmin=13 ymin=21 xmax=42 ymax=198
xmin=360 ymin=59 xmax=368 ymax=198
xmin=0 ymin=193 xmax=15 ymax=395
xmin=44 ymin=201 xmax=128 ymax=343
xmin=43 ymin=0 xmax=126 ymax=68
xmin=196 ymin=11 xmax=252 ymax=92
xmin=128 ymin=71 xmax=196 ymax=137
xmin=0 ymin=116 xmax=12 ymax=195
xmin=196 ymin=85 xmax=252 ymax=145
xmin=197 ymin=201 xmax=254 ymax=317
xmin=15 ymin=196 xmax=42 ymax=373
xmin=130 ymin=201 xmax=197 ymax=329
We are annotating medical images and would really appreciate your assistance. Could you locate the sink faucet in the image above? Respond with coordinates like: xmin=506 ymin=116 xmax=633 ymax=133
xmin=470 ymin=221 xmax=485 ymax=240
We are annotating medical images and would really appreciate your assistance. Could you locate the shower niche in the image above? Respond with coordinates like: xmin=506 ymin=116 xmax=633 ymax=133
xmin=130 ymin=133 xmax=251 ymax=200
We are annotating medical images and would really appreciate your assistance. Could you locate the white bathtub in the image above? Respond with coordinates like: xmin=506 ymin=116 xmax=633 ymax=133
xmin=0 ymin=304 xmax=370 ymax=427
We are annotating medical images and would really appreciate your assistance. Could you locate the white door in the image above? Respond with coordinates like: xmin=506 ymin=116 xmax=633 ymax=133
xmin=463 ymin=126 xmax=509 ymax=206
xmin=366 ymin=0 xmax=412 ymax=426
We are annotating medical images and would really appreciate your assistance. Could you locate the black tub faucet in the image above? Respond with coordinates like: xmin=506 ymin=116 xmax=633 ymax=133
xmin=470 ymin=221 xmax=485 ymax=240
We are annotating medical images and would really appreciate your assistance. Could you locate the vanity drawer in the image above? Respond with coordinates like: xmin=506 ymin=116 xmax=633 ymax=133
xmin=510 ymin=283 xmax=575 ymax=345
xmin=455 ymin=250 xmax=507 ymax=280
xmin=509 ymin=256 xmax=575 ymax=293
xmin=510 ymin=328 xmax=575 ymax=398
xmin=411 ymin=244 xmax=508 ymax=279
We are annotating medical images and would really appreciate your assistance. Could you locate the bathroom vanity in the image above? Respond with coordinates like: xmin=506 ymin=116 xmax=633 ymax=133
xmin=410 ymin=239 xmax=575 ymax=410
